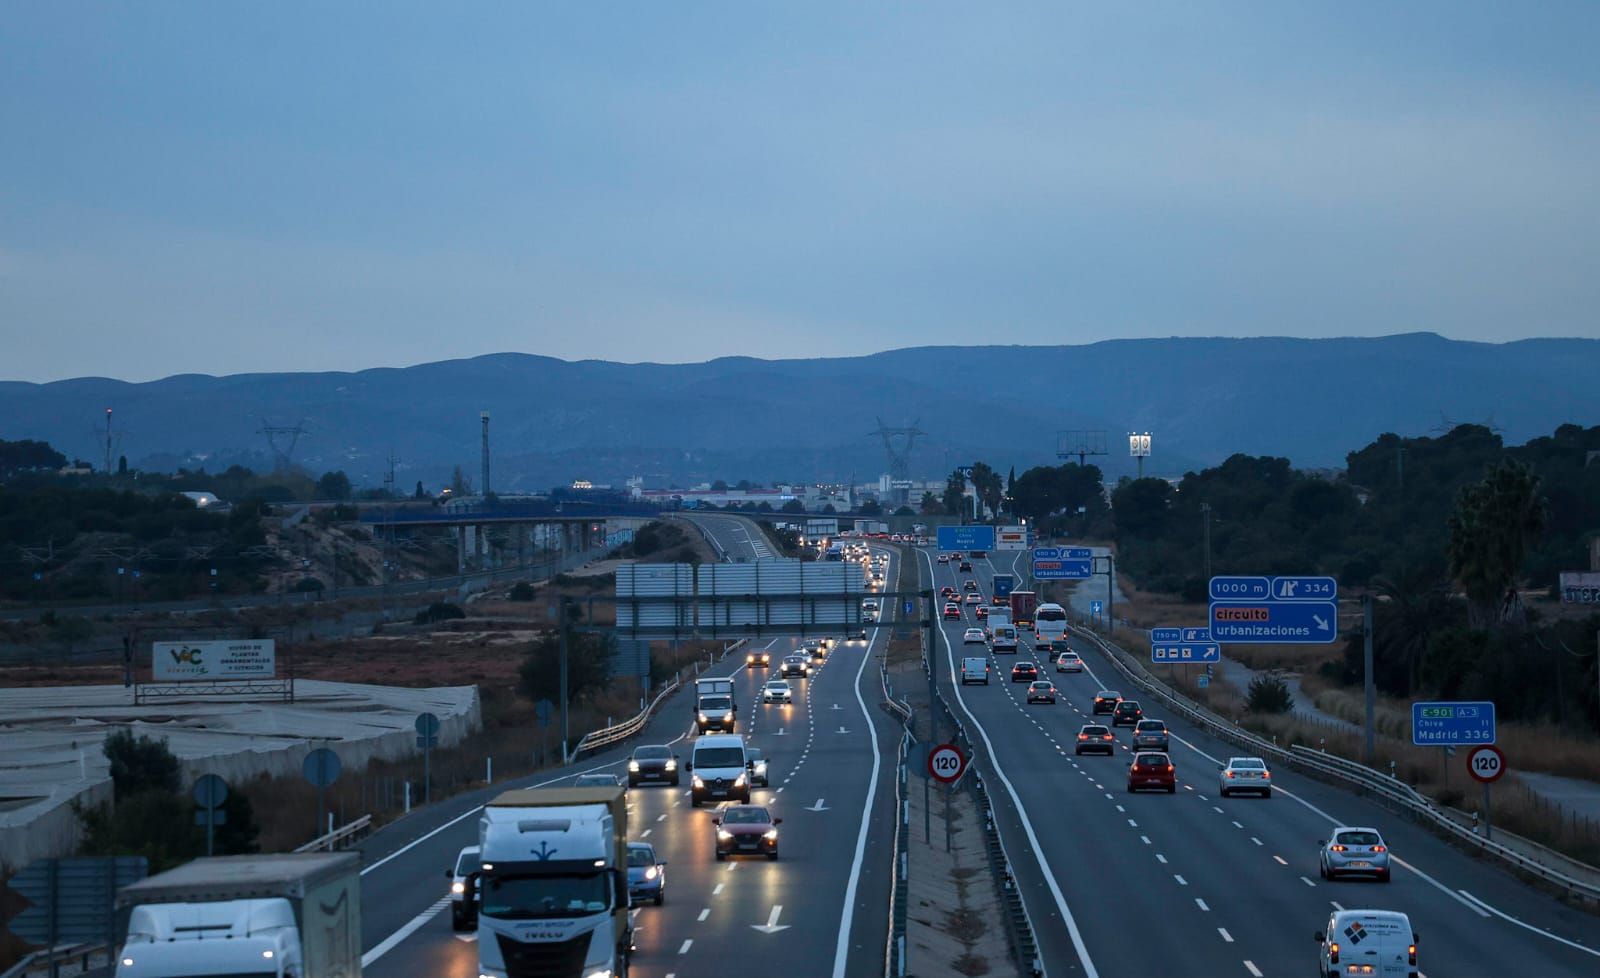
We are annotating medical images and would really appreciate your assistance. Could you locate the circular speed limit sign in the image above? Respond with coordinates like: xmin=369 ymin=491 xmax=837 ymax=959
xmin=928 ymin=743 xmax=967 ymax=784
xmin=1467 ymin=744 xmax=1506 ymax=784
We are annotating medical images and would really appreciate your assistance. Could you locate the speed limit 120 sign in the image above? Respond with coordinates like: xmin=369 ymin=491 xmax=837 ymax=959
xmin=928 ymin=743 xmax=967 ymax=784
xmin=1467 ymin=744 xmax=1506 ymax=784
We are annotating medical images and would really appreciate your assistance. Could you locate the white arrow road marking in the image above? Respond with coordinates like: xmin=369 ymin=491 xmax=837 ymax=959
xmin=832 ymin=703 xmax=843 ymax=710
xmin=805 ymin=798 xmax=829 ymax=812
xmin=775 ymin=728 xmax=787 ymax=736
xmin=752 ymin=904 xmax=791 ymax=934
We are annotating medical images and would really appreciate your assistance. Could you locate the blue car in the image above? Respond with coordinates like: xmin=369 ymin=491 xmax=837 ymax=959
xmin=627 ymin=842 xmax=666 ymax=905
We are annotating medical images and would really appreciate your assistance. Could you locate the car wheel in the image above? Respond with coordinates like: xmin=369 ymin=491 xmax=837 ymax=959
xmin=1261 ymin=789 xmax=1272 ymax=799
xmin=768 ymin=851 xmax=778 ymax=861
xmin=655 ymin=890 xmax=664 ymax=906
xmin=672 ymin=776 xmax=681 ymax=787
xmin=628 ymin=778 xmax=639 ymax=788
xmin=1219 ymin=788 xmax=1229 ymax=798
xmin=1167 ymin=785 xmax=1176 ymax=793
xmin=690 ymin=797 xmax=700 ymax=808
xmin=451 ymin=909 xmax=466 ymax=932
xmin=715 ymin=851 xmax=726 ymax=862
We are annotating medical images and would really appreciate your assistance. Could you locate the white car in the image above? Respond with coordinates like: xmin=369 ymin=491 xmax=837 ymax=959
xmin=1314 ymin=909 xmax=1416 ymax=977
xmin=962 ymin=628 xmax=986 ymax=645
xmin=1054 ymin=651 xmax=1083 ymax=673
xmin=448 ymin=844 xmax=480 ymax=931
xmin=761 ymin=680 xmax=793 ymax=704
xmin=1218 ymin=756 xmax=1273 ymax=798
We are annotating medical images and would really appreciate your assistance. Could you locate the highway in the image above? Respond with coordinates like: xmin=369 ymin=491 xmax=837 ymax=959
xmin=352 ymin=546 xmax=902 ymax=978
xmin=922 ymin=547 xmax=1600 ymax=978
xmin=678 ymin=512 xmax=777 ymax=561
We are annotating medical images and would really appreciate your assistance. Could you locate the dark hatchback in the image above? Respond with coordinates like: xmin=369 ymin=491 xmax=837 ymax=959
xmin=628 ymin=744 xmax=681 ymax=787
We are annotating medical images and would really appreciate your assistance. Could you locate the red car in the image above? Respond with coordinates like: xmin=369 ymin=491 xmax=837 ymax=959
xmin=1127 ymin=752 xmax=1176 ymax=793
xmin=712 ymin=804 xmax=783 ymax=860
xmin=942 ymin=603 xmax=962 ymax=620
xmin=975 ymin=606 xmax=989 ymax=620
xmin=1010 ymin=662 xmax=1038 ymax=683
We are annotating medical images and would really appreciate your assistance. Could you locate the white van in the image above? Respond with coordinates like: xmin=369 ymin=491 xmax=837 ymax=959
xmin=688 ymin=734 xmax=751 ymax=807
xmin=990 ymin=624 xmax=1018 ymax=652
xmin=960 ymin=657 xmax=989 ymax=685
xmin=1314 ymin=909 xmax=1417 ymax=978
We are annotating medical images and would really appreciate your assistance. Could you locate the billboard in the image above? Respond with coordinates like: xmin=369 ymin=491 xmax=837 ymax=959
xmin=996 ymin=526 xmax=1028 ymax=551
xmin=151 ymin=640 xmax=277 ymax=681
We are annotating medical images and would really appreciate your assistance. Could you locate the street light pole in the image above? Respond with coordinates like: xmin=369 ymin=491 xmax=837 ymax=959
xmin=1200 ymin=503 xmax=1212 ymax=581
xmin=1363 ymin=594 xmax=1375 ymax=765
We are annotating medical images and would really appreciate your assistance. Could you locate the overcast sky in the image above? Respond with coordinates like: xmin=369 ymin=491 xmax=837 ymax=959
xmin=3 ymin=4 xmax=1597 ymax=383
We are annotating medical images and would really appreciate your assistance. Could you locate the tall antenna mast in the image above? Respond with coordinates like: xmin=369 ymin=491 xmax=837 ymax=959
xmin=480 ymin=411 xmax=491 ymax=499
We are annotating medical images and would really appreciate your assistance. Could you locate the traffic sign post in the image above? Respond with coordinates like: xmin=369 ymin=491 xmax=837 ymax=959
xmin=1208 ymin=575 xmax=1339 ymax=644
xmin=1032 ymin=547 xmax=1091 ymax=580
xmin=1467 ymin=744 xmax=1507 ymax=841
xmin=302 ymin=747 xmax=342 ymax=840
xmin=192 ymin=774 xmax=229 ymax=857
xmin=416 ymin=712 xmax=441 ymax=804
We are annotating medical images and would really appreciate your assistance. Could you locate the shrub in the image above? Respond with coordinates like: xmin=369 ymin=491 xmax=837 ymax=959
xmin=415 ymin=601 xmax=466 ymax=624
xmin=508 ymin=581 xmax=536 ymax=602
xmin=1245 ymin=671 xmax=1294 ymax=714
xmin=292 ymin=576 xmax=325 ymax=593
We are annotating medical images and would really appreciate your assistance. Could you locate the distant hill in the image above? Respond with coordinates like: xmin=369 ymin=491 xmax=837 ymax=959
xmin=1 ymin=333 xmax=1595 ymax=491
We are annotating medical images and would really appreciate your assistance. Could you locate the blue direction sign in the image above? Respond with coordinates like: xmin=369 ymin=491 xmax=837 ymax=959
xmin=1412 ymin=701 xmax=1496 ymax=746
xmin=1182 ymin=627 xmax=1211 ymax=642
xmin=1090 ymin=600 xmax=1103 ymax=615
xmin=938 ymin=525 xmax=996 ymax=552
xmin=1151 ymin=643 xmax=1220 ymax=663
xmin=1209 ymin=599 xmax=1338 ymax=644
xmin=1150 ymin=627 xmax=1182 ymax=643
xmin=1209 ymin=576 xmax=1271 ymax=601
xmin=1208 ymin=575 xmax=1340 ymax=645
xmin=1033 ymin=546 xmax=1092 ymax=580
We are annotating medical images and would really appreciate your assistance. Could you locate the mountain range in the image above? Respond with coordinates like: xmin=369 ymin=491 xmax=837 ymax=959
xmin=2 ymin=333 xmax=1595 ymax=492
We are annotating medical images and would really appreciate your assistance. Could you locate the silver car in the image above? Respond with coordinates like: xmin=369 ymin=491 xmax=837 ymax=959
xmin=1318 ymin=826 xmax=1392 ymax=882
xmin=1131 ymin=719 xmax=1169 ymax=752
xmin=761 ymin=680 xmax=793 ymax=704
xmin=1218 ymin=756 xmax=1273 ymax=798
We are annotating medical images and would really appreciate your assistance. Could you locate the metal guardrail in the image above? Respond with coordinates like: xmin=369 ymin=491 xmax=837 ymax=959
xmin=880 ymin=664 xmax=912 ymax=723
xmin=293 ymin=814 xmax=373 ymax=853
xmin=886 ymin=731 xmax=911 ymax=978
xmin=573 ymin=676 xmax=684 ymax=756
xmin=1070 ymin=624 xmax=1600 ymax=907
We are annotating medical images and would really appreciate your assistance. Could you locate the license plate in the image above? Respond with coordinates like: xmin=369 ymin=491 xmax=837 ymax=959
xmin=1347 ymin=861 xmax=1370 ymax=868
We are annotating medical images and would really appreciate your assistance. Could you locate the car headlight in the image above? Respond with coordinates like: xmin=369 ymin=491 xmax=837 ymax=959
xmin=754 ymin=762 xmax=767 ymax=774
xmin=665 ymin=760 xmax=677 ymax=770
xmin=764 ymin=829 xmax=778 ymax=840
xmin=734 ymin=773 xmax=746 ymax=786
xmin=582 ymin=968 xmax=614 ymax=978
xmin=699 ymin=712 xmax=708 ymax=722
xmin=692 ymin=776 xmax=704 ymax=788
xmin=451 ymin=881 xmax=465 ymax=894
xmin=628 ymin=761 xmax=640 ymax=772
xmin=644 ymin=866 xmax=658 ymax=880
xmin=717 ymin=830 xmax=733 ymax=841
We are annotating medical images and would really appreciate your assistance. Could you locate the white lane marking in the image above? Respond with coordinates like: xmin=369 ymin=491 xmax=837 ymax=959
xmin=657 ymin=813 xmax=667 ymax=822
xmin=1140 ymin=835 xmax=1152 ymax=845
xmin=679 ymin=939 xmax=693 ymax=954
xmin=1174 ymin=874 xmax=1188 ymax=885
xmin=1251 ymin=837 xmax=1263 ymax=846
xmin=1244 ymin=962 xmax=1263 ymax=978
xmin=1299 ymin=875 xmax=1316 ymax=887
xmin=641 ymin=829 xmax=651 ymax=838
xmin=1231 ymin=821 xmax=1243 ymax=828
xmin=1115 ymin=804 xmax=1125 ymax=812
xmin=698 ymin=908 xmax=710 ymax=921
xmin=1458 ymin=885 xmax=1599 ymax=957
xmin=924 ymin=549 xmax=1098 ymax=978
xmin=830 ymin=550 xmax=891 ymax=978
xmin=1195 ymin=898 xmax=1210 ymax=911
xmin=1156 ymin=854 xmax=1168 ymax=864
xmin=1212 ymin=806 xmax=1224 ymax=814
xmin=1330 ymin=901 xmax=1344 ymax=911
xmin=1218 ymin=927 xmax=1234 ymax=943
xmin=713 ymin=883 xmax=725 ymax=895
xmin=1127 ymin=819 xmax=1138 ymax=828
xmin=360 ymin=897 xmax=450 ymax=967
xmin=1272 ymin=855 xmax=1288 ymax=866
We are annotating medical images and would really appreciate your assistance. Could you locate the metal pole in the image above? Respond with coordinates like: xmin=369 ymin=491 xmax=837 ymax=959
xmin=559 ymin=599 xmax=571 ymax=763
xmin=1484 ymin=782 xmax=1492 ymax=842
xmin=1363 ymin=594 xmax=1375 ymax=765
xmin=1201 ymin=502 xmax=1212 ymax=581
xmin=925 ymin=769 xmax=931 ymax=844
xmin=1107 ymin=554 xmax=1115 ymax=637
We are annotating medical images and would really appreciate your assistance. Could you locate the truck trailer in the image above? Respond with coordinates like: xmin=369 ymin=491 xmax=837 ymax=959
xmin=469 ymin=786 xmax=632 ymax=978
xmin=114 ymin=852 xmax=362 ymax=978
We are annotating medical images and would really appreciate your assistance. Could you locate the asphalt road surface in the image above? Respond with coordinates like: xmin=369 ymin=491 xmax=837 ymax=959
xmin=922 ymin=546 xmax=1600 ymax=978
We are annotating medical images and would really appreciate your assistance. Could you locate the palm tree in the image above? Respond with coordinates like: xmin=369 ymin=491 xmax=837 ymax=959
xmin=1447 ymin=459 xmax=1546 ymax=628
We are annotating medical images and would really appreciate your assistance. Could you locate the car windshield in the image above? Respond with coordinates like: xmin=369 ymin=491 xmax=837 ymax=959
xmin=765 ymin=682 xmax=785 ymax=689
xmin=481 ymin=872 xmax=611 ymax=919
xmin=694 ymin=747 xmax=745 ymax=767
xmin=722 ymin=807 xmax=771 ymax=825
xmin=1336 ymin=831 xmax=1382 ymax=846
xmin=455 ymin=850 xmax=479 ymax=875
xmin=746 ymin=748 xmax=763 ymax=761
xmin=634 ymin=746 xmax=671 ymax=760
xmin=700 ymin=697 xmax=731 ymax=710
xmin=1137 ymin=721 xmax=1164 ymax=732
xmin=1136 ymin=755 xmax=1169 ymax=767
xmin=1231 ymin=758 xmax=1265 ymax=770
xmin=1118 ymin=702 xmax=1139 ymax=710
xmin=627 ymin=846 xmax=655 ymax=867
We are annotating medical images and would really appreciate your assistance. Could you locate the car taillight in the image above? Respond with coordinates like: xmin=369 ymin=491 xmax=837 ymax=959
xmin=1102 ymin=734 xmax=1113 ymax=741
xmin=1329 ymin=942 xmax=1339 ymax=964
xmin=1165 ymin=765 xmax=1174 ymax=773
xmin=1408 ymin=944 xmax=1416 ymax=965
xmin=1261 ymin=771 xmax=1271 ymax=779
xmin=1371 ymin=844 xmax=1386 ymax=852
xmin=1329 ymin=844 xmax=1347 ymax=852
xmin=1224 ymin=771 xmax=1235 ymax=778
xmin=1078 ymin=734 xmax=1088 ymax=740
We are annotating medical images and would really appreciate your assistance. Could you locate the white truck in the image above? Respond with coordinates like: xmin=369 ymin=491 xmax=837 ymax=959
xmin=114 ymin=852 xmax=362 ymax=978
xmin=468 ymin=786 xmax=632 ymax=978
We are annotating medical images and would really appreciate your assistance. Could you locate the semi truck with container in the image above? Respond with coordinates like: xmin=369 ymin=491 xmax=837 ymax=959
xmin=1010 ymin=590 xmax=1038 ymax=629
xmin=114 ymin=852 xmax=362 ymax=978
xmin=468 ymin=786 xmax=632 ymax=978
